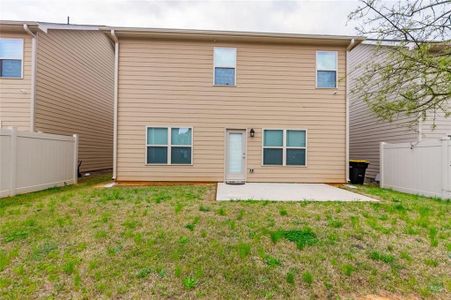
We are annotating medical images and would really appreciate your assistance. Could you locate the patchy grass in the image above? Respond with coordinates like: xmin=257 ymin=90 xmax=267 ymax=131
xmin=0 ymin=175 xmax=449 ymax=298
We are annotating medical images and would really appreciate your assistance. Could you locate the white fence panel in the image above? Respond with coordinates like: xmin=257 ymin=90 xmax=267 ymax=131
xmin=0 ymin=128 xmax=78 ymax=198
xmin=380 ymin=139 xmax=450 ymax=199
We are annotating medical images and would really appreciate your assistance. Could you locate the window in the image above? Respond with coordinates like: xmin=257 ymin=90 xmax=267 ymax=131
xmin=263 ymin=129 xmax=306 ymax=166
xmin=316 ymin=51 xmax=337 ymax=88
xmin=0 ymin=39 xmax=23 ymax=78
xmin=146 ymin=127 xmax=192 ymax=165
xmin=214 ymin=47 xmax=236 ymax=86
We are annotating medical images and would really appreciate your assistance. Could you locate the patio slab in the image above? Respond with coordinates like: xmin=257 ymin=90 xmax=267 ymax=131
xmin=216 ymin=183 xmax=376 ymax=201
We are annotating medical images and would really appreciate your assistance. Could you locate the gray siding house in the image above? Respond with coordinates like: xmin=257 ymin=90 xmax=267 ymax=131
xmin=349 ymin=43 xmax=450 ymax=180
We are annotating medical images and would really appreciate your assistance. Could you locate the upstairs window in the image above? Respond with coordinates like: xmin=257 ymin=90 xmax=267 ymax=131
xmin=0 ymin=38 xmax=23 ymax=78
xmin=146 ymin=127 xmax=192 ymax=165
xmin=214 ymin=47 xmax=236 ymax=86
xmin=263 ymin=129 xmax=307 ymax=166
xmin=316 ymin=51 xmax=337 ymax=88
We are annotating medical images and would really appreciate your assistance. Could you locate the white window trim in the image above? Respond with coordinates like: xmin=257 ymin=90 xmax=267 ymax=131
xmin=315 ymin=50 xmax=338 ymax=89
xmin=145 ymin=126 xmax=193 ymax=166
xmin=0 ymin=38 xmax=24 ymax=79
xmin=261 ymin=128 xmax=308 ymax=167
xmin=213 ymin=47 xmax=237 ymax=87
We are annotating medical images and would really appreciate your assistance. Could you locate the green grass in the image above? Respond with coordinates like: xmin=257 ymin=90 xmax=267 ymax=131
xmin=0 ymin=174 xmax=449 ymax=298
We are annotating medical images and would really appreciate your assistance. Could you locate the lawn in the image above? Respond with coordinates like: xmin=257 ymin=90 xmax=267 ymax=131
xmin=0 ymin=174 xmax=449 ymax=299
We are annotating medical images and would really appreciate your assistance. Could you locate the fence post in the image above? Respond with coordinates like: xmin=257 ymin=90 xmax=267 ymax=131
xmin=379 ymin=142 xmax=385 ymax=188
xmin=441 ymin=138 xmax=449 ymax=199
xmin=73 ymin=134 xmax=79 ymax=184
xmin=9 ymin=127 xmax=17 ymax=196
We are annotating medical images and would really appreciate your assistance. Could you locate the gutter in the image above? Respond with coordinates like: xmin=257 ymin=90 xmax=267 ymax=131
xmin=111 ymin=30 xmax=119 ymax=180
xmin=23 ymin=24 xmax=37 ymax=132
xmin=345 ymin=38 xmax=355 ymax=182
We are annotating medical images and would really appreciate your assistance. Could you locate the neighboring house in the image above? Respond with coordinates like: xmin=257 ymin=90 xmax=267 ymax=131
xmin=349 ymin=43 xmax=450 ymax=181
xmin=0 ymin=21 xmax=114 ymax=171
xmin=103 ymin=27 xmax=362 ymax=183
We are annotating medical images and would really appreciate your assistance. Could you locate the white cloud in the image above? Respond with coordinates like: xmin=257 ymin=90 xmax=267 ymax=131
xmin=0 ymin=0 xmax=362 ymax=35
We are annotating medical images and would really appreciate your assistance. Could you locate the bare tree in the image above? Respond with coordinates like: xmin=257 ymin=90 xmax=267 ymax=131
xmin=348 ymin=0 xmax=450 ymax=126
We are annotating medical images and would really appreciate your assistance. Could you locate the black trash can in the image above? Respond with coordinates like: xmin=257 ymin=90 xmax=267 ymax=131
xmin=349 ymin=160 xmax=369 ymax=184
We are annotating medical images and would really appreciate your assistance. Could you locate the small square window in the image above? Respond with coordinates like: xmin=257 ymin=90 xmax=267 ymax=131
xmin=286 ymin=149 xmax=306 ymax=165
xmin=264 ymin=130 xmax=283 ymax=147
xmin=147 ymin=146 xmax=168 ymax=164
xmin=263 ymin=148 xmax=283 ymax=165
xmin=171 ymin=147 xmax=192 ymax=164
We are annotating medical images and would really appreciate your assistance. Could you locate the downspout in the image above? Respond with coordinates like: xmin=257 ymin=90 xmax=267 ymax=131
xmin=111 ymin=30 xmax=119 ymax=180
xmin=345 ymin=39 xmax=355 ymax=182
xmin=23 ymin=24 xmax=37 ymax=132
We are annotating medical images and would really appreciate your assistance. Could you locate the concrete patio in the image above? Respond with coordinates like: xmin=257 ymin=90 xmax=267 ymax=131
xmin=216 ymin=183 xmax=376 ymax=201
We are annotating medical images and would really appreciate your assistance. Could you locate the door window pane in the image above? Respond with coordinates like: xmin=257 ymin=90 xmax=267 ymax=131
xmin=263 ymin=148 xmax=283 ymax=165
xmin=287 ymin=130 xmax=306 ymax=147
xmin=147 ymin=146 xmax=168 ymax=164
xmin=264 ymin=130 xmax=283 ymax=146
xmin=228 ymin=133 xmax=243 ymax=173
xmin=171 ymin=147 xmax=191 ymax=164
xmin=317 ymin=71 xmax=336 ymax=88
xmin=286 ymin=149 xmax=306 ymax=165
xmin=147 ymin=128 xmax=168 ymax=145
xmin=171 ymin=128 xmax=192 ymax=145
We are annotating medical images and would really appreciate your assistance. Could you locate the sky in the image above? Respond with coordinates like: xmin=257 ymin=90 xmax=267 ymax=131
xmin=0 ymin=0 xmax=366 ymax=35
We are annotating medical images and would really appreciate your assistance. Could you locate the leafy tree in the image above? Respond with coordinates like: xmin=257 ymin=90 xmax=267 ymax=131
xmin=348 ymin=0 xmax=450 ymax=127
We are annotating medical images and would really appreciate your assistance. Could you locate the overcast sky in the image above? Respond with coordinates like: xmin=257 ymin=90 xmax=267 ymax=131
xmin=1 ymin=0 xmax=367 ymax=35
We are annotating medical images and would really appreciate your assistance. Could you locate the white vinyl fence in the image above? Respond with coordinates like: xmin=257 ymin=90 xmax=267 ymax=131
xmin=380 ymin=139 xmax=451 ymax=199
xmin=0 ymin=128 xmax=78 ymax=198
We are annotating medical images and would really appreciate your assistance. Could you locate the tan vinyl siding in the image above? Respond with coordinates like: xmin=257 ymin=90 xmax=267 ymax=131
xmin=0 ymin=32 xmax=32 ymax=131
xmin=34 ymin=30 xmax=114 ymax=171
xmin=117 ymin=39 xmax=347 ymax=183
xmin=349 ymin=44 xmax=418 ymax=179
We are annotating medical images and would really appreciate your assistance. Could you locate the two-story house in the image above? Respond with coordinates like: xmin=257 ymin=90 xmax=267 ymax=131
xmin=349 ymin=43 xmax=451 ymax=181
xmin=104 ymin=27 xmax=362 ymax=183
xmin=0 ymin=21 xmax=114 ymax=172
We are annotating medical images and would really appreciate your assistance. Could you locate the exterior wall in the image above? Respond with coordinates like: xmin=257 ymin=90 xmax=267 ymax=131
xmin=421 ymin=107 xmax=451 ymax=140
xmin=0 ymin=32 xmax=32 ymax=131
xmin=349 ymin=44 xmax=418 ymax=179
xmin=117 ymin=38 xmax=347 ymax=183
xmin=34 ymin=29 xmax=114 ymax=171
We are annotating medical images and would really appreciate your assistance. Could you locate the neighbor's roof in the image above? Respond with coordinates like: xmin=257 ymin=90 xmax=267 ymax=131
xmin=101 ymin=26 xmax=364 ymax=49
xmin=0 ymin=20 xmax=102 ymax=33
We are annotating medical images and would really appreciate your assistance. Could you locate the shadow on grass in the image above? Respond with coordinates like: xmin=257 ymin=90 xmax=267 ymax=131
xmin=0 ymin=173 xmax=112 ymax=209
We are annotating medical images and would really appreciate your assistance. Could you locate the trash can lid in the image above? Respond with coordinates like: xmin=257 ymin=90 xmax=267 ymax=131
xmin=350 ymin=160 xmax=369 ymax=163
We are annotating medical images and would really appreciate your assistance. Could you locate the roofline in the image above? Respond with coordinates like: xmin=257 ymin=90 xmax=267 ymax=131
xmin=1 ymin=20 xmax=365 ymax=47
xmin=102 ymin=26 xmax=364 ymax=48
xmin=101 ymin=26 xmax=363 ymax=41
xmin=0 ymin=20 xmax=104 ymax=33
